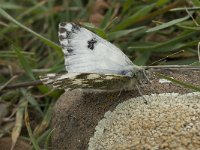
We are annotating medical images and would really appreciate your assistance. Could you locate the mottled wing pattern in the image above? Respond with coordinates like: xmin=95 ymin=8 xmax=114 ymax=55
xmin=58 ymin=22 xmax=139 ymax=76
xmin=40 ymin=73 xmax=137 ymax=91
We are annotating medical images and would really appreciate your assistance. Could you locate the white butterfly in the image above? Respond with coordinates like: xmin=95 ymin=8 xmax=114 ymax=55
xmin=40 ymin=23 xmax=144 ymax=91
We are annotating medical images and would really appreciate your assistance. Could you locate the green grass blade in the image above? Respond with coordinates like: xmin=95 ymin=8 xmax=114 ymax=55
xmin=177 ymin=25 xmax=200 ymax=31
xmin=0 ymin=51 xmax=34 ymax=58
xmin=100 ymin=8 xmax=113 ymax=29
xmin=94 ymin=28 xmax=107 ymax=39
xmin=112 ymin=4 xmax=155 ymax=31
xmin=133 ymin=52 xmax=151 ymax=65
xmin=192 ymin=0 xmax=200 ymax=6
xmin=83 ymin=23 xmax=108 ymax=39
xmin=21 ymin=89 xmax=43 ymax=115
xmin=25 ymin=105 xmax=40 ymax=150
xmin=0 ymin=8 xmax=62 ymax=54
xmin=170 ymin=7 xmax=200 ymax=11
xmin=128 ymin=31 xmax=197 ymax=52
xmin=0 ymin=2 xmax=23 ymax=10
xmin=156 ymin=0 xmax=170 ymax=6
xmin=122 ymin=0 xmax=134 ymax=14
xmin=14 ymin=46 xmax=35 ymax=80
xmin=33 ymin=101 xmax=54 ymax=137
xmin=107 ymin=26 xmax=145 ymax=41
xmin=11 ymin=98 xmax=27 ymax=150
xmin=18 ymin=0 xmax=47 ymax=19
xmin=146 ymin=15 xmax=190 ymax=32
xmin=44 ymin=129 xmax=54 ymax=150
xmin=36 ymin=129 xmax=51 ymax=144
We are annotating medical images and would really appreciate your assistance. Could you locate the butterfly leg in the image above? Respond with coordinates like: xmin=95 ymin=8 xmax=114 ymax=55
xmin=117 ymin=89 xmax=122 ymax=97
xmin=136 ymin=84 xmax=148 ymax=104
xmin=142 ymin=69 xmax=151 ymax=83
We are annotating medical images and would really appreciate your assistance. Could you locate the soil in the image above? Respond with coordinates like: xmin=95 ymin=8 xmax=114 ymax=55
xmin=51 ymin=69 xmax=200 ymax=150
xmin=0 ymin=137 xmax=31 ymax=150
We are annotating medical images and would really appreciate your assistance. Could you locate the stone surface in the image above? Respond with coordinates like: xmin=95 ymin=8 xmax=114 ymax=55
xmin=88 ymin=92 xmax=200 ymax=150
xmin=51 ymin=69 xmax=200 ymax=150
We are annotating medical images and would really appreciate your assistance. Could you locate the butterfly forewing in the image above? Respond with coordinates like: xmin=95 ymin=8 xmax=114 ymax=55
xmin=58 ymin=22 xmax=139 ymax=76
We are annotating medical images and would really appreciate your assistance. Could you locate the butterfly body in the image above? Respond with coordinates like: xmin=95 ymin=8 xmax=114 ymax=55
xmin=40 ymin=23 xmax=144 ymax=91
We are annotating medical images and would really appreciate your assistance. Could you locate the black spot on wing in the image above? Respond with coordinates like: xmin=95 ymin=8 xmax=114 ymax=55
xmin=59 ymin=22 xmax=67 ymax=27
xmin=67 ymin=48 xmax=73 ymax=53
xmin=87 ymin=38 xmax=97 ymax=50
xmin=59 ymin=28 xmax=72 ymax=39
xmin=66 ymin=31 xmax=72 ymax=39
xmin=71 ymin=23 xmax=81 ymax=32
xmin=59 ymin=35 xmax=65 ymax=41
xmin=59 ymin=27 xmax=67 ymax=33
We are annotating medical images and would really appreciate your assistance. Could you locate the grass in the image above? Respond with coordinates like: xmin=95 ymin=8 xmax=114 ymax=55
xmin=0 ymin=0 xmax=200 ymax=149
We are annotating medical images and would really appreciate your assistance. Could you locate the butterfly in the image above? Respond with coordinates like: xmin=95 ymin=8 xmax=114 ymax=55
xmin=40 ymin=23 xmax=145 ymax=91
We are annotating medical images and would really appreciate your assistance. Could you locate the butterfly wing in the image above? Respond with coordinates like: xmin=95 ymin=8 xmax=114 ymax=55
xmin=40 ymin=73 xmax=137 ymax=91
xmin=58 ymin=23 xmax=139 ymax=76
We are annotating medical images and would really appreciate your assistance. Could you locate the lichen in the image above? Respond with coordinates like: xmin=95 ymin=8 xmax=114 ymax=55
xmin=88 ymin=92 xmax=200 ymax=150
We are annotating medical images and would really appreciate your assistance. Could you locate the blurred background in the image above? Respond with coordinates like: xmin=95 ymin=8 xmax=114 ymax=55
xmin=0 ymin=0 xmax=200 ymax=149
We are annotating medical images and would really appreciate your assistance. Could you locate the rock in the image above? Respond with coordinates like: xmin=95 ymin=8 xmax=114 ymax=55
xmin=51 ymin=69 xmax=200 ymax=150
xmin=88 ymin=92 xmax=200 ymax=150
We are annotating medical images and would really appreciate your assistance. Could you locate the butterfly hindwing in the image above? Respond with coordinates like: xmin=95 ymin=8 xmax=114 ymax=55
xmin=40 ymin=73 xmax=136 ymax=91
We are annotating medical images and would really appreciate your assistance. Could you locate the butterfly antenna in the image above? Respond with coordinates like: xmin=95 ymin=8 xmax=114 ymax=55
xmin=104 ymin=17 xmax=119 ymax=31
xmin=150 ymin=50 xmax=184 ymax=66
xmin=143 ymin=48 xmax=200 ymax=70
